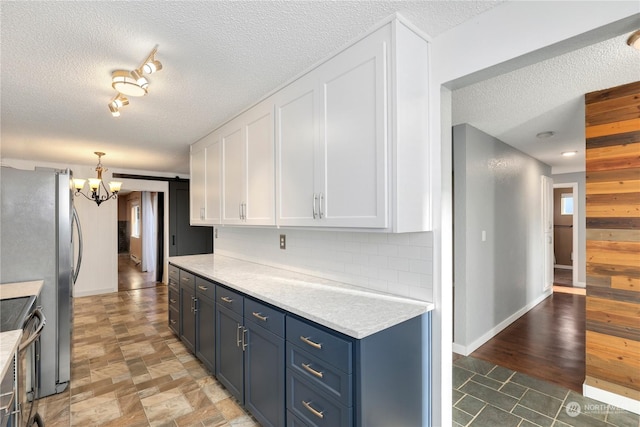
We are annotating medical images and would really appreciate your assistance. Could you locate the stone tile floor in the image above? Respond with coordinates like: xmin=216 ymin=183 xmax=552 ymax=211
xmin=38 ymin=286 xmax=257 ymax=426
xmin=453 ymin=356 xmax=640 ymax=427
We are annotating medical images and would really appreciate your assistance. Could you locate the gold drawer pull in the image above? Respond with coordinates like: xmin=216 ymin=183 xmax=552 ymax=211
xmin=252 ymin=312 xmax=268 ymax=322
xmin=301 ymin=363 xmax=324 ymax=379
xmin=169 ymin=298 xmax=177 ymax=304
xmin=302 ymin=400 xmax=324 ymax=419
xmin=198 ymin=285 xmax=208 ymax=291
xmin=300 ymin=336 xmax=322 ymax=350
xmin=220 ymin=296 xmax=234 ymax=303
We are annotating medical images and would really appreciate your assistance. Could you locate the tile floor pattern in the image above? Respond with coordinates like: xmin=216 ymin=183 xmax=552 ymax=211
xmin=454 ymin=357 xmax=640 ymax=427
xmin=38 ymin=286 xmax=258 ymax=426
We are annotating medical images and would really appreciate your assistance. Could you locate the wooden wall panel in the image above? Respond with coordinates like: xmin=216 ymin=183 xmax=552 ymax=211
xmin=585 ymin=80 xmax=640 ymax=399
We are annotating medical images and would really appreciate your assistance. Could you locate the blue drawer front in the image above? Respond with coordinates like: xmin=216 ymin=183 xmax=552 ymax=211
xmin=287 ymin=370 xmax=352 ymax=427
xmin=195 ymin=276 xmax=215 ymax=300
xmin=286 ymin=342 xmax=352 ymax=407
xmin=287 ymin=410 xmax=308 ymax=427
xmin=216 ymin=285 xmax=244 ymax=316
xmin=168 ymin=264 xmax=180 ymax=283
xmin=286 ymin=317 xmax=352 ymax=374
xmin=179 ymin=270 xmax=195 ymax=288
xmin=245 ymin=298 xmax=285 ymax=338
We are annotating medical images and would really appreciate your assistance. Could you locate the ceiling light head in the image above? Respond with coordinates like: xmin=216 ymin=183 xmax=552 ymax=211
xmin=561 ymin=151 xmax=578 ymax=157
xmin=143 ymin=60 xmax=163 ymax=74
xmin=112 ymin=70 xmax=148 ymax=97
xmin=108 ymin=103 xmax=120 ymax=117
xmin=627 ymin=30 xmax=640 ymax=50
xmin=130 ymin=69 xmax=149 ymax=90
xmin=536 ymin=131 xmax=555 ymax=139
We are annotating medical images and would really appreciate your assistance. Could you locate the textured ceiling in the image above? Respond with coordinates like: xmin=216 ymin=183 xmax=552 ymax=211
xmin=1 ymin=1 xmax=638 ymax=176
xmin=452 ymin=32 xmax=640 ymax=174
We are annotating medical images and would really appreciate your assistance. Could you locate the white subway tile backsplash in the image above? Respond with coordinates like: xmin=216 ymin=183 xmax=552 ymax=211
xmin=215 ymin=227 xmax=433 ymax=301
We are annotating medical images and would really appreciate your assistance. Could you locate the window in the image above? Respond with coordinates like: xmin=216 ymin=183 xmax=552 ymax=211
xmin=560 ymin=193 xmax=573 ymax=215
xmin=131 ymin=205 xmax=141 ymax=238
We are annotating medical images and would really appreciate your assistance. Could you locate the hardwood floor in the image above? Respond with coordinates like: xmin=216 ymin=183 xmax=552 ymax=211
xmin=118 ymin=254 xmax=161 ymax=292
xmin=470 ymin=292 xmax=585 ymax=393
xmin=554 ymin=267 xmax=573 ymax=287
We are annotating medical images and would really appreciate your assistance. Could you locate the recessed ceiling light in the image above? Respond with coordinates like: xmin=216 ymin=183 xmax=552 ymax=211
xmin=561 ymin=151 xmax=578 ymax=157
xmin=627 ymin=30 xmax=640 ymax=50
xmin=536 ymin=131 xmax=555 ymax=139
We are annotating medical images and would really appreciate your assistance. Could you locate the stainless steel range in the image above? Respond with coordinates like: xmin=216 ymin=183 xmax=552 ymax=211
xmin=0 ymin=296 xmax=46 ymax=427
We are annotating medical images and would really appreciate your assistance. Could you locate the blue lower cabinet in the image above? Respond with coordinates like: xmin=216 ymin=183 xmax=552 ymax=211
xmin=215 ymin=304 xmax=244 ymax=403
xmin=196 ymin=293 xmax=215 ymax=373
xmin=286 ymin=370 xmax=352 ymax=427
xmin=245 ymin=321 xmax=285 ymax=427
xmin=287 ymin=410 xmax=308 ymax=427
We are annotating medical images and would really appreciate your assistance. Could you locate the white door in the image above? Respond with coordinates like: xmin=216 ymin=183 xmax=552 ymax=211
xmin=316 ymin=26 xmax=388 ymax=228
xmin=190 ymin=145 xmax=206 ymax=224
xmin=205 ymin=132 xmax=222 ymax=224
xmin=541 ymin=175 xmax=554 ymax=291
xmin=222 ymin=120 xmax=245 ymax=224
xmin=244 ymin=101 xmax=275 ymax=225
xmin=275 ymin=74 xmax=319 ymax=226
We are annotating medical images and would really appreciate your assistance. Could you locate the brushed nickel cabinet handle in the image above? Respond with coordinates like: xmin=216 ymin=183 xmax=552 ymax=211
xmin=301 ymin=363 xmax=324 ymax=379
xmin=242 ymin=327 xmax=248 ymax=351
xmin=169 ymin=298 xmax=176 ymax=304
xmin=319 ymin=192 xmax=324 ymax=219
xmin=302 ymin=400 xmax=324 ymax=419
xmin=300 ymin=336 xmax=322 ymax=350
xmin=312 ymin=193 xmax=318 ymax=219
xmin=198 ymin=285 xmax=208 ymax=291
xmin=220 ymin=296 xmax=233 ymax=303
xmin=170 ymin=319 xmax=177 ymax=325
xmin=236 ymin=323 xmax=242 ymax=347
xmin=252 ymin=312 xmax=268 ymax=322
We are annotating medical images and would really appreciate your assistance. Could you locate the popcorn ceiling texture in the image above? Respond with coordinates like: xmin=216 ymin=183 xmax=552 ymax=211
xmin=214 ymin=227 xmax=434 ymax=302
xmin=0 ymin=1 xmax=501 ymax=174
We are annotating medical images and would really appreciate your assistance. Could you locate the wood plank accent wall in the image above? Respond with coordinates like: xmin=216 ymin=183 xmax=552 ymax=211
xmin=585 ymin=80 xmax=640 ymax=401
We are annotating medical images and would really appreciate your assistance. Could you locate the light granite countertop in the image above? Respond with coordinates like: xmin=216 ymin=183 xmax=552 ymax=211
xmin=0 ymin=330 xmax=21 ymax=380
xmin=0 ymin=280 xmax=44 ymax=300
xmin=168 ymin=254 xmax=433 ymax=339
xmin=0 ymin=280 xmax=43 ymax=383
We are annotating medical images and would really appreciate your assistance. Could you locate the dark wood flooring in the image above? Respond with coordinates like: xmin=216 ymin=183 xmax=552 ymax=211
xmin=554 ymin=267 xmax=573 ymax=287
xmin=470 ymin=292 xmax=585 ymax=393
xmin=117 ymin=253 xmax=162 ymax=292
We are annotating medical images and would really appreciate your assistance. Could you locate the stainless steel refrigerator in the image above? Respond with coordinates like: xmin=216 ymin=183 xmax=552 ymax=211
xmin=0 ymin=166 xmax=82 ymax=397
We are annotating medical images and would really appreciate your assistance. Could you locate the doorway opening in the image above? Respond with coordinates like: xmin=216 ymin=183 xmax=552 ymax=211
xmin=117 ymin=190 xmax=164 ymax=291
xmin=553 ymin=182 xmax=579 ymax=288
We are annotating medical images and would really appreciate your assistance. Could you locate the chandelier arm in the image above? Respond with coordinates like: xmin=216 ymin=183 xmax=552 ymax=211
xmin=137 ymin=45 xmax=159 ymax=73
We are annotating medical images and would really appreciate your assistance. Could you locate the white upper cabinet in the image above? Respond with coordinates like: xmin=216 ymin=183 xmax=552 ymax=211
xmin=191 ymin=18 xmax=430 ymax=232
xmin=190 ymin=131 xmax=221 ymax=225
xmin=190 ymin=144 xmax=207 ymax=225
xmin=222 ymin=100 xmax=275 ymax=226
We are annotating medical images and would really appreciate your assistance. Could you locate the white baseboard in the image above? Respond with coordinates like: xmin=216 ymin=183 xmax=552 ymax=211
xmin=73 ymin=286 xmax=116 ymax=297
xmin=452 ymin=289 xmax=553 ymax=356
xmin=583 ymin=383 xmax=640 ymax=415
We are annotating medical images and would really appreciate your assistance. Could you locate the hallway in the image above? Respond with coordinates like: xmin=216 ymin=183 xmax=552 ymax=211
xmin=118 ymin=254 xmax=161 ymax=292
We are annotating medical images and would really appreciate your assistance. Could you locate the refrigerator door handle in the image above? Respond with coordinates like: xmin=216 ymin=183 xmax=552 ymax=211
xmin=72 ymin=205 xmax=83 ymax=285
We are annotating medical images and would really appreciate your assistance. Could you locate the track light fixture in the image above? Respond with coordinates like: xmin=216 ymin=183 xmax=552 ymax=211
xmin=109 ymin=45 xmax=162 ymax=116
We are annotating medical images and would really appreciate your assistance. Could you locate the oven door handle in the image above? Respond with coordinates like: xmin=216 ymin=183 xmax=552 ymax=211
xmin=19 ymin=308 xmax=46 ymax=352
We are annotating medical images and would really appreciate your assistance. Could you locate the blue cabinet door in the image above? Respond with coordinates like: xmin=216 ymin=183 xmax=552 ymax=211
xmin=216 ymin=304 xmax=244 ymax=403
xmin=196 ymin=294 xmax=215 ymax=373
xmin=245 ymin=322 xmax=285 ymax=427
xmin=180 ymin=283 xmax=196 ymax=353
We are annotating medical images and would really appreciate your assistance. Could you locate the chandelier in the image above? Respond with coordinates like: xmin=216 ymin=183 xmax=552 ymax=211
xmin=73 ymin=152 xmax=122 ymax=206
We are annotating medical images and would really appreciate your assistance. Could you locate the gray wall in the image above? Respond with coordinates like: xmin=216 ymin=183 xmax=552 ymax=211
xmin=552 ymin=172 xmax=586 ymax=286
xmin=453 ymin=124 xmax=552 ymax=353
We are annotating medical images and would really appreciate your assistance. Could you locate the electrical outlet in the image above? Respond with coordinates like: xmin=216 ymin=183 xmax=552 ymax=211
xmin=279 ymin=234 xmax=286 ymax=250
xmin=214 ymin=228 xmax=218 ymax=239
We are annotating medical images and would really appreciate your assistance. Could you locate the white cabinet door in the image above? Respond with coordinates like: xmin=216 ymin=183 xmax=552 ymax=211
xmin=222 ymin=119 xmax=245 ymax=224
xmin=205 ymin=132 xmax=222 ymax=224
xmin=244 ymin=102 xmax=275 ymax=225
xmin=317 ymin=27 xmax=388 ymax=228
xmin=275 ymin=75 xmax=319 ymax=227
xmin=222 ymin=100 xmax=275 ymax=226
xmin=190 ymin=145 xmax=207 ymax=225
